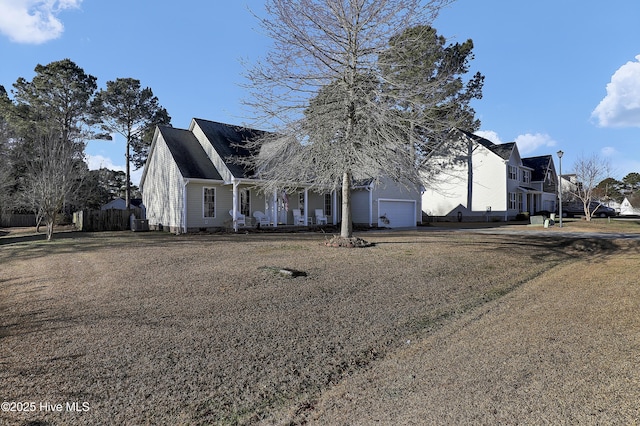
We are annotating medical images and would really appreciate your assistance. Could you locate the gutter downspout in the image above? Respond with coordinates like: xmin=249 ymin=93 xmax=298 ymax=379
xmin=504 ymin=160 xmax=509 ymax=222
xmin=183 ymin=179 xmax=189 ymax=234
xmin=332 ymin=189 xmax=338 ymax=225
xmin=368 ymin=182 xmax=373 ymax=227
xmin=232 ymin=178 xmax=239 ymax=233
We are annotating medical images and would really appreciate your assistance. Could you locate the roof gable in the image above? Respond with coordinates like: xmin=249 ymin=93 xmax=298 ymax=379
xmin=159 ymin=126 xmax=223 ymax=180
xmin=191 ymin=118 xmax=267 ymax=179
xmin=522 ymin=155 xmax=553 ymax=181
xmin=452 ymin=128 xmax=515 ymax=161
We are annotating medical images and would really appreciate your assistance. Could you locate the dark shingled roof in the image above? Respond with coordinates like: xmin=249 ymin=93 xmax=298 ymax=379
xmin=522 ymin=155 xmax=552 ymax=181
xmin=158 ymin=126 xmax=223 ymax=180
xmin=193 ymin=118 xmax=267 ymax=179
xmin=488 ymin=142 xmax=515 ymax=160
xmin=453 ymin=128 xmax=514 ymax=160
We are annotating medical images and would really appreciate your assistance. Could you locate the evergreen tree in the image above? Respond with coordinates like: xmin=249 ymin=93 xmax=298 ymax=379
xmin=92 ymin=78 xmax=170 ymax=209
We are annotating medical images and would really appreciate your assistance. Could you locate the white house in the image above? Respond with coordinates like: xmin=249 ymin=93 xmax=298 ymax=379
xmin=619 ymin=196 xmax=640 ymax=216
xmin=140 ymin=118 xmax=422 ymax=233
xmin=422 ymin=128 xmax=558 ymax=221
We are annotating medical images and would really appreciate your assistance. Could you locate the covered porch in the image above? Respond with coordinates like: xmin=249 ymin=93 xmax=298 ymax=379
xmin=228 ymin=179 xmax=339 ymax=232
xmin=518 ymin=186 xmax=543 ymax=215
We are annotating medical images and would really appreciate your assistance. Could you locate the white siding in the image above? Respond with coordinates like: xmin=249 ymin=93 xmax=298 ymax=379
xmin=422 ymin=144 xmax=507 ymax=218
xmin=474 ymin=148 xmax=507 ymax=213
xmin=141 ymin=134 xmax=184 ymax=231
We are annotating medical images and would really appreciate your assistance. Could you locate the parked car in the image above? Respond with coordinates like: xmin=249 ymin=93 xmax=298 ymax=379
xmin=559 ymin=201 xmax=617 ymax=218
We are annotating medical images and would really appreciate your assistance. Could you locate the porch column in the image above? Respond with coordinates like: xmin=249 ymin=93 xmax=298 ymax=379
xmin=232 ymin=179 xmax=239 ymax=232
xmin=303 ymin=187 xmax=309 ymax=226
xmin=272 ymin=190 xmax=278 ymax=228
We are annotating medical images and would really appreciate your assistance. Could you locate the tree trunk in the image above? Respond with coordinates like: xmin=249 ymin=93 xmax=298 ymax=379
xmin=340 ymin=170 xmax=353 ymax=238
xmin=125 ymin=137 xmax=131 ymax=210
xmin=46 ymin=217 xmax=54 ymax=241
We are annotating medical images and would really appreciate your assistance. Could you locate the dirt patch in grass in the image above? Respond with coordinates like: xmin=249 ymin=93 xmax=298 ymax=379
xmin=0 ymin=230 xmax=638 ymax=425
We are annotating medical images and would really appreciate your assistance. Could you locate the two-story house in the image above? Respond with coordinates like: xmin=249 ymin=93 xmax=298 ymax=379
xmin=422 ymin=129 xmax=559 ymax=221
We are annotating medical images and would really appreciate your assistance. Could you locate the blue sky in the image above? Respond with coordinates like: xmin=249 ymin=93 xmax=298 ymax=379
xmin=1 ymin=0 xmax=639 ymax=186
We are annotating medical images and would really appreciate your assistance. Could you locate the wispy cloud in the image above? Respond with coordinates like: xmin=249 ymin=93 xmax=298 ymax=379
xmin=592 ymin=54 xmax=640 ymax=128
xmin=86 ymin=154 xmax=124 ymax=172
xmin=0 ymin=0 xmax=82 ymax=44
xmin=514 ymin=133 xmax=557 ymax=155
xmin=601 ymin=146 xmax=618 ymax=157
xmin=474 ymin=130 xmax=503 ymax=144
xmin=475 ymin=130 xmax=557 ymax=155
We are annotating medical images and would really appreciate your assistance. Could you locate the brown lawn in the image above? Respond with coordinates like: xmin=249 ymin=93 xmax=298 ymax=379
xmin=1 ymin=227 xmax=639 ymax=425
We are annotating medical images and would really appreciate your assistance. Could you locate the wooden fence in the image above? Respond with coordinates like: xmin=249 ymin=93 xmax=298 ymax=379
xmin=73 ymin=208 xmax=143 ymax=232
xmin=0 ymin=214 xmax=37 ymax=227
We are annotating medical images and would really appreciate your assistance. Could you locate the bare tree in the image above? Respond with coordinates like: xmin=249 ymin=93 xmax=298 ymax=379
xmin=243 ymin=0 xmax=461 ymax=241
xmin=20 ymin=129 xmax=85 ymax=239
xmin=569 ymin=154 xmax=612 ymax=221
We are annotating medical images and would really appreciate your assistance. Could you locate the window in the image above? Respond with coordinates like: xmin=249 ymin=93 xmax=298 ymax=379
xmin=508 ymin=165 xmax=518 ymax=180
xmin=240 ymin=189 xmax=250 ymax=217
xmin=324 ymin=193 xmax=332 ymax=216
xmin=522 ymin=170 xmax=531 ymax=184
xmin=509 ymin=192 xmax=517 ymax=210
xmin=203 ymin=187 xmax=216 ymax=218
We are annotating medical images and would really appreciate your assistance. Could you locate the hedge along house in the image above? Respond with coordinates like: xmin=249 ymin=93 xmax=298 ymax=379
xmin=140 ymin=118 xmax=339 ymax=233
xmin=140 ymin=118 xmax=422 ymax=233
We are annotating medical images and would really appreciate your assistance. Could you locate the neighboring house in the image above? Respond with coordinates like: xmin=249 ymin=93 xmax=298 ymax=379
xmin=100 ymin=197 xmax=144 ymax=211
xmin=140 ymin=118 xmax=421 ymax=233
xmin=422 ymin=128 xmax=559 ymax=221
xmin=558 ymin=174 xmax=579 ymax=201
xmin=619 ymin=196 xmax=640 ymax=216
xmin=521 ymin=155 xmax=559 ymax=214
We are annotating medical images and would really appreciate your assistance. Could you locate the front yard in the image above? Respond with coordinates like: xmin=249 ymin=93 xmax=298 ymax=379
xmin=1 ymin=230 xmax=638 ymax=424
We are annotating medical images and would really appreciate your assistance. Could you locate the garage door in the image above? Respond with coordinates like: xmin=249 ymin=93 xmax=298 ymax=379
xmin=377 ymin=199 xmax=416 ymax=228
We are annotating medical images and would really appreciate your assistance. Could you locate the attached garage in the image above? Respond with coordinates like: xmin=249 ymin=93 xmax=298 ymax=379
xmin=377 ymin=199 xmax=417 ymax=228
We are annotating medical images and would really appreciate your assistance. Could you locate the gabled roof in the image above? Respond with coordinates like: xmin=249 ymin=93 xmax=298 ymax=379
xmin=488 ymin=142 xmax=515 ymax=160
xmin=191 ymin=118 xmax=267 ymax=179
xmin=158 ymin=126 xmax=223 ymax=180
xmin=452 ymin=128 xmax=515 ymax=160
xmin=522 ymin=155 xmax=553 ymax=181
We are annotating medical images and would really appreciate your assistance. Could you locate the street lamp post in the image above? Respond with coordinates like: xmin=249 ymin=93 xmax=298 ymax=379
xmin=557 ymin=150 xmax=564 ymax=228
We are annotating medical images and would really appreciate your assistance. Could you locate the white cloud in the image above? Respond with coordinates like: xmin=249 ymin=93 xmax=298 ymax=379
xmin=86 ymin=154 xmax=143 ymax=186
xmin=0 ymin=0 xmax=82 ymax=44
xmin=474 ymin=130 xmax=503 ymax=144
xmin=86 ymin=154 xmax=124 ymax=172
xmin=475 ymin=130 xmax=557 ymax=155
xmin=592 ymin=54 xmax=640 ymax=128
xmin=601 ymin=146 xmax=618 ymax=157
xmin=514 ymin=133 xmax=557 ymax=155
